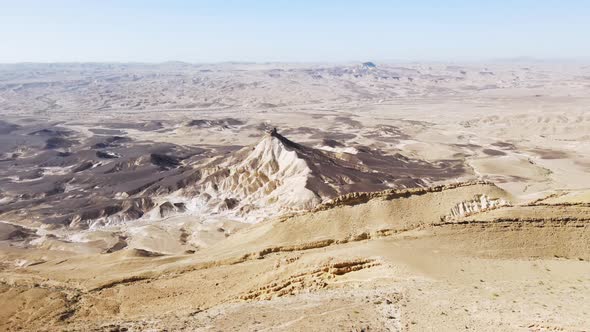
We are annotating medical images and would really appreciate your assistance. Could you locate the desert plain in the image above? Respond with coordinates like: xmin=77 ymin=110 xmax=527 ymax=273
xmin=0 ymin=61 xmax=589 ymax=331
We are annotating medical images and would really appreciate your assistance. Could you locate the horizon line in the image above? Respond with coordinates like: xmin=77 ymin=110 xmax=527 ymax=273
xmin=2 ymin=56 xmax=590 ymax=66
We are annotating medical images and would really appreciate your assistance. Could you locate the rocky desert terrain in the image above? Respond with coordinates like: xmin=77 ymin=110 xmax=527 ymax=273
xmin=1 ymin=61 xmax=589 ymax=331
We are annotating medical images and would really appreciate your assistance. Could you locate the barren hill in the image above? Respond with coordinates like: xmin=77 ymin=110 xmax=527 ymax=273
xmin=0 ymin=126 xmax=463 ymax=229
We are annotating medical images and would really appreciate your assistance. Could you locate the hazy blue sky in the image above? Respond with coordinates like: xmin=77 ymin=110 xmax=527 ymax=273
xmin=1 ymin=0 xmax=588 ymax=63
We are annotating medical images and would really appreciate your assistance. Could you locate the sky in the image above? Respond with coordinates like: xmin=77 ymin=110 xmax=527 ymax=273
xmin=1 ymin=0 xmax=589 ymax=63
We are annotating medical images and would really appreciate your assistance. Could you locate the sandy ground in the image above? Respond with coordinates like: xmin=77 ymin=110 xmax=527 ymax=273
xmin=1 ymin=183 xmax=589 ymax=331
